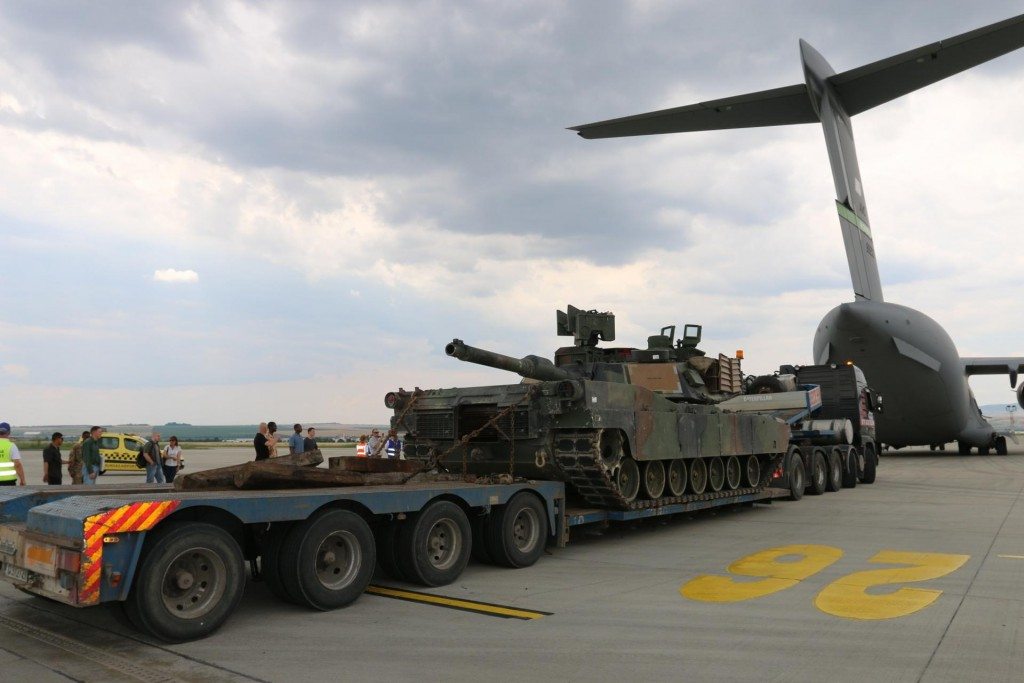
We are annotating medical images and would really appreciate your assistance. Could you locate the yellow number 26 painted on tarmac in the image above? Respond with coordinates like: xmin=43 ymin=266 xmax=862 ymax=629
xmin=680 ymin=544 xmax=843 ymax=603
xmin=814 ymin=550 xmax=969 ymax=620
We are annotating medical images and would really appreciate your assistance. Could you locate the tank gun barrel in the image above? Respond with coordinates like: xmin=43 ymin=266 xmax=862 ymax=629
xmin=446 ymin=339 xmax=571 ymax=381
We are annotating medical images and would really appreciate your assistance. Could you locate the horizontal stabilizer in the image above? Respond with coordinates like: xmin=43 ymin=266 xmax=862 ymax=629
xmin=833 ymin=13 xmax=1024 ymax=116
xmin=570 ymin=84 xmax=817 ymax=138
xmin=962 ymin=357 xmax=1024 ymax=387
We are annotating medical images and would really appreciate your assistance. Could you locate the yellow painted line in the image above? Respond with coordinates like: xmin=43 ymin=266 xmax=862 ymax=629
xmin=997 ymin=554 xmax=1024 ymax=559
xmin=365 ymin=585 xmax=550 ymax=620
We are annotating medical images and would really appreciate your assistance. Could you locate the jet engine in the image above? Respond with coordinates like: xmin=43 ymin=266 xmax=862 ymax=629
xmin=1018 ymin=382 xmax=1024 ymax=410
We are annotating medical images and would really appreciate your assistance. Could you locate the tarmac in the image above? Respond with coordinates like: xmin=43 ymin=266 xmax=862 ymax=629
xmin=2 ymin=443 xmax=1023 ymax=682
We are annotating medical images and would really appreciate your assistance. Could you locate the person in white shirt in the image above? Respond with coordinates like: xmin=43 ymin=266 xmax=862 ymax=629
xmin=0 ymin=422 xmax=25 ymax=486
xmin=162 ymin=436 xmax=183 ymax=483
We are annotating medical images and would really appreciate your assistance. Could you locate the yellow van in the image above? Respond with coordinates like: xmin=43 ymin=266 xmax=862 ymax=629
xmin=98 ymin=433 xmax=185 ymax=473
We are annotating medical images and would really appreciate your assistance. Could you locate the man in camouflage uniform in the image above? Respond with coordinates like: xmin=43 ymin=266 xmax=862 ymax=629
xmin=67 ymin=430 xmax=89 ymax=485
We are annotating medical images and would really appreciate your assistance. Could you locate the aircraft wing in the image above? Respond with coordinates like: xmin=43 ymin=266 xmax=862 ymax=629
xmin=832 ymin=14 xmax=1024 ymax=116
xmin=569 ymin=84 xmax=817 ymax=138
xmin=962 ymin=357 xmax=1024 ymax=387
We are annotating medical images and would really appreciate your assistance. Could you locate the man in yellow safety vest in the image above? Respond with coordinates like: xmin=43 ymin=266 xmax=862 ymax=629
xmin=0 ymin=422 xmax=26 ymax=486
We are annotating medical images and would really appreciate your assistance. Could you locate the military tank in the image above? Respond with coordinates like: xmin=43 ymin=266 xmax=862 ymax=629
xmin=386 ymin=306 xmax=791 ymax=510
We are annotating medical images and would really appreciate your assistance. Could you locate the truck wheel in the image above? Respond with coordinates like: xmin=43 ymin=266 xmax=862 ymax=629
xmin=615 ymin=458 xmax=640 ymax=502
xmin=826 ymin=449 xmax=842 ymax=492
xmin=861 ymin=446 xmax=877 ymax=483
xmin=666 ymin=460 xmax=687 ymax=497
xmin=708 ymin=458 xmax=725 ymax=492
xmin=486 ymin=492 xmax=548 ymax=569
xmin=996 ymin=437 xmax=1008 ymax=456
xmin=841 ymin=447 xmax=859 ymax=488
xmin=787 ymin=452 xmax=804 ymax=501
xmin=376 ymin=520 xmax=410 ymax=580
xmin=124 ymin=522 xmax=245 ymax=642
xmin=745 ymin=455 xmax=761 ymax=487
xmin=470 ymin=513 xmax=494 ymax=564
xmin=261 ymin=522 xmax=301 ymax=604
xmin=641 ymin=461 xmax=666 ymax=499
xmin=725 ymin=456 xmax=742 ymax=490
xmin=747 ymin=376 xmax=785 ymax=394
xmin=808 ymin=451 xmax=827 ymax=496
xmin=280 ymin=509 xmax=376 ymax=610
xmin=399 ymin=501 xmax=471 ymax=586
xmin=689 ymin=458 xmax=708 ymax=494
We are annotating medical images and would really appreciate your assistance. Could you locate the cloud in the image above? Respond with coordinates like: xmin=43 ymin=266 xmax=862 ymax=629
xmin=2 ymin=363 xmax=29 ymax=378
xmin=153 ymin=268 xmax=199 ymax=283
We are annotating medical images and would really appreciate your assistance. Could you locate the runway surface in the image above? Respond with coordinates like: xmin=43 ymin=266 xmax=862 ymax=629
xmin=2 ymin=444 xmax=1023 ymax=682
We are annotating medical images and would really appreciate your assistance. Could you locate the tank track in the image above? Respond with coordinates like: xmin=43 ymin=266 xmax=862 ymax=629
xmin=554 ymin=429 xmax=768 ymax=511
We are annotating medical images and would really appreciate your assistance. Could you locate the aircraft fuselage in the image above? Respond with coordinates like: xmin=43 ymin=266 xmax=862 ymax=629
xmin=813 ymin=301 xmax=993 ymax=448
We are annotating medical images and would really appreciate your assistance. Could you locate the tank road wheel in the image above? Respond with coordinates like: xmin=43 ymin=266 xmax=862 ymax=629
xmin=598 ymin=429 xmax=624 ymax=469
xmin=667 ymin=460 xmax=687 ymax=497
xmin=808 ymin=450 xmax=827 ymax=496
xmin=376 ymin=520 xmax=410 ymax=581
xmin=725 ymin=456 xmax=742 ymax=490
xmin=261 ymin=522 xmax=300 ymax=603
xmin=398 ymin=501 xmax=471 ymax=587
xmin=860 ymin=443 xmax=877 ymax=484
xmin=996 ymin=436 xmax=1008 ymax=456
xmin=124 ymin=522 xmax=245 ymax=642
xmin=841 ymin=447 xmax=859 ymax=488
xmin=745 ymin=455 xmax=761 ymax=487
xmin=689 ymin=458 xmax=708 ymax=495
xmin=486 ymin=492 xmax=548 ymax=569
xmin=281 ymin=509 xmax=376 ymax=610
xmin=708 ymin=457 xmax=725 ymax=493
xmin=787 ymin=451 xmax=805 ymax=501
xmin=826 ymin=449 xmax=842 ymax=492
xmin=641 ymin=461 xmax=666 ymax=499
xmin=615 ymin=457 xmax=641 ymax=503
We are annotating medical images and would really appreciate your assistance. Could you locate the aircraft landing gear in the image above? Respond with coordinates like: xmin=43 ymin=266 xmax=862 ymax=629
xmin=957 ymin=441 xmax=970 ymax=455
xmin=995 ymin=436 xmax=1008 ymax=456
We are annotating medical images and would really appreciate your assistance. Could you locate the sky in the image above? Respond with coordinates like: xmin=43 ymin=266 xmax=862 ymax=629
xmin=0 ymin=1 xmax=1022 ymax=425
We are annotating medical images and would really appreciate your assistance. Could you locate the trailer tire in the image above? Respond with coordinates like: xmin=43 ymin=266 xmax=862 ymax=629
xmin=808 ymin=450 xmax=827 ymax=496
xmin=826 ymin=449 xmax=842 ymax=492
xmin=486 ymin=492 xmax=548 ymax=569
xmin=398 ymin=501 xmax=471 ymax=586
xmin=841 ymin=447 xmax=859 ymax=488
xmin=860 ymin=444 xmax=877 ymax=484
xmin=124 ymin=522 xmax=245 ymax=642
xmin=261 ymin=522 xmax=301 ymax=604
xmin=376 ymin=520 xmax=410 ymax=581
xmin=281 ymin=509 xmax=375 ymax=610
xmin=787 ymin=452 xmax=805 ymax=501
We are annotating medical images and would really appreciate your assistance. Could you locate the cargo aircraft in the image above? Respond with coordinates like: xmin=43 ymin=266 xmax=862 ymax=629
xmin=572 ymin=13 xmax=1024 ymax=454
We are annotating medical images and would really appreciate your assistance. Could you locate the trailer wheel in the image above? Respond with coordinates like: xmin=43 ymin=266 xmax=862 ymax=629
xmin=787 ymin=451 xmax=804 ymax=501
xmin=641 ymin=461 xmax=666 ymax=499
xmin=708 ymin=457 xmax=725 ymax=492
xmin=280 ymin=509 xmax=375 ymax=610
xmin=807 ymin=450 xmax=827 ymax=496
xmin=261 ymin=522 xmax=301 ymax=604
xmin=841 ymin=447 xmax=859 ymax=488
xmin=745 ymin=455 xmax=761 ymax=487
xmin=398 ymin=501 xmax=471 ymax=586
xmin=124 ymin=522 xmax=245 ymax=642
xmin=725 ymin=456 xmax=742 ymax=490
xmin=666 ymin=460 xmax=687 ymax=497
xmin=826 ymin=449 xmax=842 ymax=492
xmin=486 ymin=492 xmax=548 ymax=569
xmin=470 ymin=513 xmax=494 ymax=564
xmin=688 ymin=458 xmax=708 ymax=495
xmin=860 ymin=444 xmax=877 ymax=483
xmin=376 ymin=520 xmax=410 ymax=581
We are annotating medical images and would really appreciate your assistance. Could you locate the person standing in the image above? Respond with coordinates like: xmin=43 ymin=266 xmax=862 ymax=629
xmin=367 ymin=429 xmax=382 ymax=458
xmin=162 ymin=436 xmax=182 ymax=483
xmin=0 ymin=422 xmax=26 ymax=486
xmin=254 ymin=422 xmax=270 ymax=461
xmin=81 ymin=426 xmax=103 ymax=485
xmin=42 ymin=432 xmax=65 ymax=485
xmin=303 ymin=427 xmax=318 ymax=453
xmin=267 ymin=422 xmax=279 ymax=457
xmin=288 ymin=423 xmax=304 ymax=455
xmin=356 ymin=435 xmax=368 ymax=457
xmin=385 ymin=430 xmax=402 ymax=460
xmin=142 ymin=432 xmax=165 ymax=483
xmin=67 ymin=430 xmax=89 ymax=485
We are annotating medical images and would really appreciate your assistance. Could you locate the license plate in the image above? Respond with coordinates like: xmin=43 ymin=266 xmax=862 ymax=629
xmin=3 ymin=562 xmax=29 ymax=583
